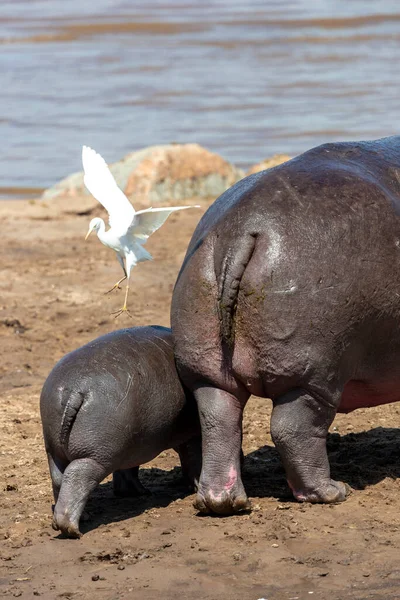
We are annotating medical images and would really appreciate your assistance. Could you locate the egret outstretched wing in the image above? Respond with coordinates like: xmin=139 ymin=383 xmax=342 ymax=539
xmin=131 ymin=206 xmax=200 ymax=242
xmin=82 ymin=145 xmax=135 ymax=232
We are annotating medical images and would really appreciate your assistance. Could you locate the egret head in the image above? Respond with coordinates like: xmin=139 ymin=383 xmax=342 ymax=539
xmin=85 ymin=217 xmax=103 ymax=240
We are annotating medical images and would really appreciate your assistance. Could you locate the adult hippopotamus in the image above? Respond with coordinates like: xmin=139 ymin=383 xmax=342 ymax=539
xmin=40 ymin=326 xmax=201 ymax=538
xmin=171 ymin=136 xmax=400 ymax=515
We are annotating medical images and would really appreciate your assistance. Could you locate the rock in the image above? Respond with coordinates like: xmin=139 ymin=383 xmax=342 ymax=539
xmin=246 ymin=154 xmax=292 ymax=176
xmin=124 ymin=144 xmax=244 ymax=202
xmin=43 ymin=143 xmax=244 ymax=206
xmin=1 ymin=318 xmax=28 ymax=334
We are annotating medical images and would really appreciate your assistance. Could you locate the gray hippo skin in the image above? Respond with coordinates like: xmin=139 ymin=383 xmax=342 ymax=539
xmin=40 ymin=326 xmax=201 ymax=538
xmin=171 ymin=136 xmax=400 ymax=515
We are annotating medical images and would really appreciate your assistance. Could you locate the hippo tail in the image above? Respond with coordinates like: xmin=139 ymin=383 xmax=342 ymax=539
xmin=59 ymin=389 xmax=86 ymax=448
xmin=217 ymin=233 xmax=257 ymax=357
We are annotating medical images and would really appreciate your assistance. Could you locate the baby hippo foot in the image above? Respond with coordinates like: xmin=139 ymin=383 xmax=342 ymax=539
xmin=52 ymin=510 xmax=82 ymax=539
xmin=176 ymin=437 xmax=202 ymax=492
xmin=52 ymin=504 xmax=90 ymax=523
xmin=289 ymin=479 xmax=350 ymax=504
xmin=113 ymin=467 xmax=150 ymax=498
xmin=51 ymin=458 xmax=107 ymax=538
xmin=194 ymin=466 xmax=250 ymax=515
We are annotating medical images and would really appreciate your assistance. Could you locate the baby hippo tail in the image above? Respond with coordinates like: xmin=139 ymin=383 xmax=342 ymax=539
xmin=59 ymin=389 xmax=86 ymax=447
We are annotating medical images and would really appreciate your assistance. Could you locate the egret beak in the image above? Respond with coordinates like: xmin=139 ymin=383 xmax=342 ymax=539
xmin=85 ymin=229 xmax=92 ymax=241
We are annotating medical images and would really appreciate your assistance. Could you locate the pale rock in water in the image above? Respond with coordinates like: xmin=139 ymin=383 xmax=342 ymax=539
xmin=43 ymin=143 xmax=244 ymax=205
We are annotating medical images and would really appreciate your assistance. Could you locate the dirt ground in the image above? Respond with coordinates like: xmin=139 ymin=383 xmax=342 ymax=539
xmin=1 ymin=194 xmax=400 ymax=600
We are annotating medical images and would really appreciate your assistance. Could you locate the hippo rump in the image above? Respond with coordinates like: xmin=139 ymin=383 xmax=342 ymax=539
xmin=171 ymin=135 xmax=400 ymax=515
xmin=40 ymin=326 xmax=201 ymax=538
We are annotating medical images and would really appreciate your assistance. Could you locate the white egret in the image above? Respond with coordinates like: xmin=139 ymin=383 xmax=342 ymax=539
xmin=82 ymin=145 xmax=200 ymax=317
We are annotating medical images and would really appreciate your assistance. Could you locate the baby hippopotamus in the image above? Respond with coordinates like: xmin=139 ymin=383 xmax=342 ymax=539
xmin=40 ymin=326 xmax=201 ymax=538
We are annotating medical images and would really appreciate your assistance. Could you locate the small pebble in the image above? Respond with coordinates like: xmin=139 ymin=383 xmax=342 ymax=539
xmin=118 ymin=565 xmax=125 ymax=571
xmin=139 ymin=553 xmax=150 ymax=560
xmin=91 ymin=575 xmax=100 ymax=582
xmin=271 ymin=543 xmax=279 ymax=548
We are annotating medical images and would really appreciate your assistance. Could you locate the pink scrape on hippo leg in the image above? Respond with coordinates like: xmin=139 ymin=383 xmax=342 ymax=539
xmin=224 ymin=466 xmax=238 ymax=491
xmin=288 ymin=479 xmax=307 ymax=502
xmin=208 ymin=466 xmax=238 ymax=501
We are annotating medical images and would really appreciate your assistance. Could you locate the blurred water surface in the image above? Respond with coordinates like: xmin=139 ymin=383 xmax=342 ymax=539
xmin=1 ymin=0 xmax=400 ymax=196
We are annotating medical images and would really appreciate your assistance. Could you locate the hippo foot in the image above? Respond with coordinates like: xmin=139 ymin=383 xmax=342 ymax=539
xmin=52 ymin=514 xmax=82 ymax=539
xmin=194 ymin=483 xmax=251 ymax=515
xmin=290 ymin=480 xmax=350 ymax=504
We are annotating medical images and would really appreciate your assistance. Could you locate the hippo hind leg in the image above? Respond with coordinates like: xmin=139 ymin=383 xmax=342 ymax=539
xmin=113 ymin=466 xmax=150 ymax=498
xmin=193 ymin=386 xmax=250 ymax=515
xmin=52 ymin=458 xmax=108 ymax=539
xmin=177 ymin=436 xmax=243 ymax=492
xmin=271 ymin=388 xmax=350 ymax=503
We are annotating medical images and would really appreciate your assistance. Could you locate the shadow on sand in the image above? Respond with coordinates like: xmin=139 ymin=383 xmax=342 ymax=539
xmin=79 ymin=465 xmax=191 ymax=535
xmin=77 ymin=426 xmax=400 ymax=534
xmin=244 ymin=426 xmax=400 ymax=501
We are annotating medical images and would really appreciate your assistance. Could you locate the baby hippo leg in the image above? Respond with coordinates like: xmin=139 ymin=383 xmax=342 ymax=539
xmin=175 ymin=436 xmax=202 ymax=490
xmin=47 ymin=453 xmax=67 ymax=503
xmin=52 ymin=458 xmax=108 ymax=539
xmin=113 ymin=466 xmax=150 ymax=497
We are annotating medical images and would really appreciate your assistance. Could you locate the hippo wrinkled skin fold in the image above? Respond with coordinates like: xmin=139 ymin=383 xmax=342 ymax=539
xmin=171 ymin=136 xmax=400 ymax=515
xmin=40 ymin=326 xmax=201 ymax=538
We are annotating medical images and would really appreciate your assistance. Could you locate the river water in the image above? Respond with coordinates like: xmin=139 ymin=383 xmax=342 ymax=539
xmin=2 ymin=0 xmax=400 ymax=197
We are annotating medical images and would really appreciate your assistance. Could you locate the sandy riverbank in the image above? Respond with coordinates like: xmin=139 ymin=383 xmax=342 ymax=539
xmin=1 ymin=194 xmax=400 ymax=599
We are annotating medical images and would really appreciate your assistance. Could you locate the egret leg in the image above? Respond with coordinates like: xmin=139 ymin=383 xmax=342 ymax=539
xmin=105 ymin=254 xmax=127 ymax=294
xmin=112 ymin=281 xmax=132 ymax=319
xmin=112 ymin=255 xmax=136 ymax=318
xmin=105 ymin=274 xmax=127 ymax=295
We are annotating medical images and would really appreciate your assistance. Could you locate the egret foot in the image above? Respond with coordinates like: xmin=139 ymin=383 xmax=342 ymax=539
xmin=105 ymin=275 xmax=127 ymax=295
xmin=112 ymin=305 xmax=132 ymax=319
xmin=112 ymin=283 xmax=131 ymax=318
